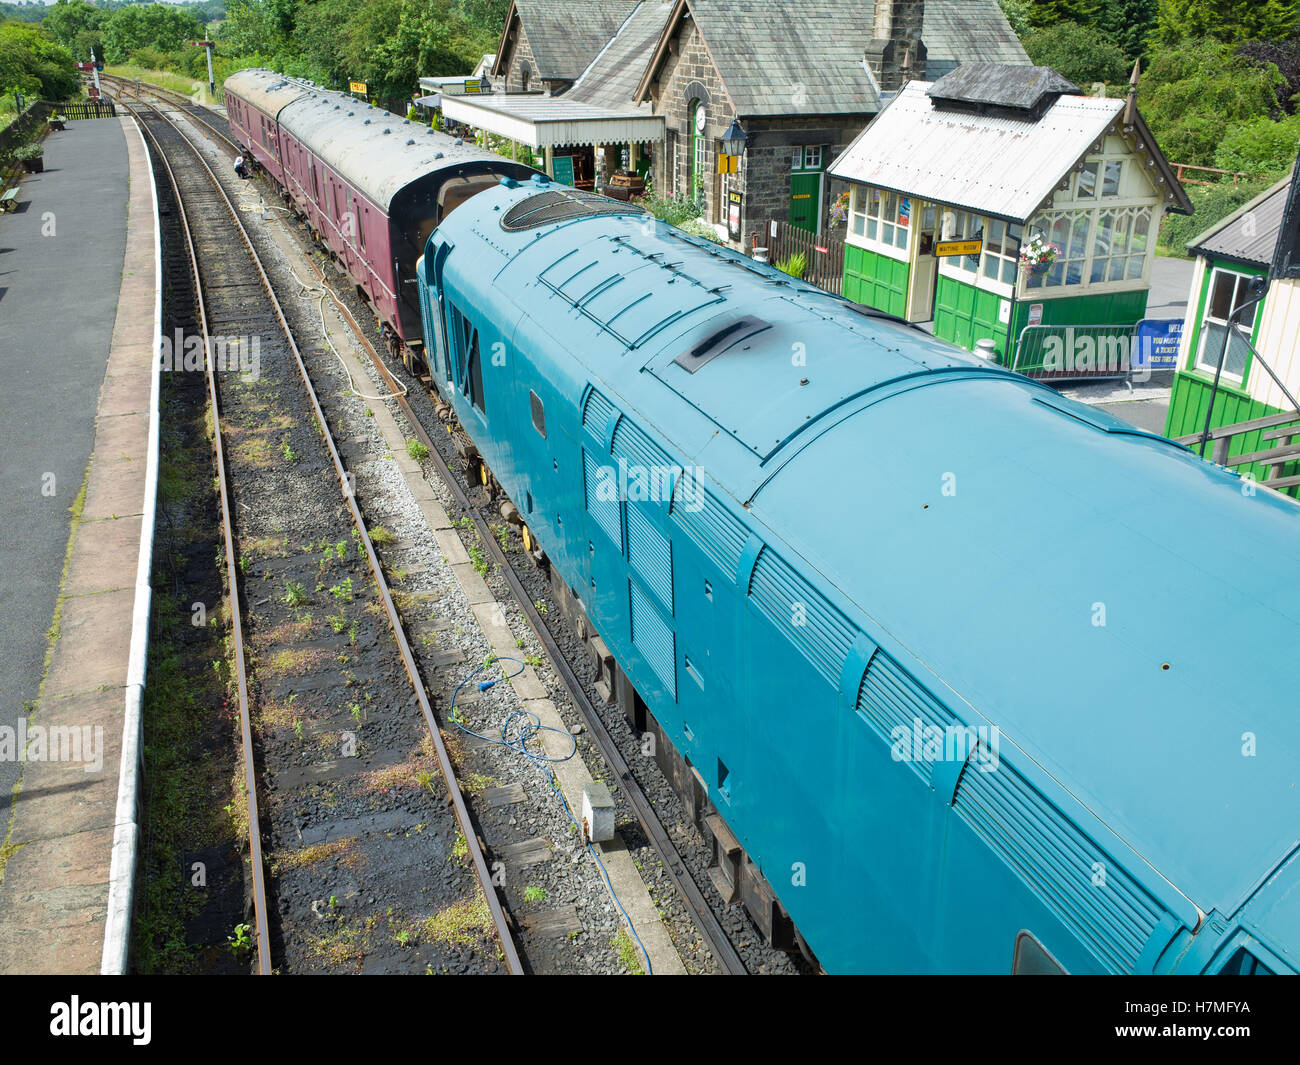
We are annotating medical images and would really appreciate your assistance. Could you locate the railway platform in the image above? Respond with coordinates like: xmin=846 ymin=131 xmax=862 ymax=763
xmin=0 ymin=117 xmax=159 ymax=974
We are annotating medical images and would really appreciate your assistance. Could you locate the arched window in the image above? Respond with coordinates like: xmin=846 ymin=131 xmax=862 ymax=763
xmin=689 ymin=100 xmax=706 ymax=206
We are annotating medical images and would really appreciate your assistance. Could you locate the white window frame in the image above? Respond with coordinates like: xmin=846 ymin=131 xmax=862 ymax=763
xmin=848 ymin=185 xmax=910 ymax=259
xmin=1194 ymin=267 xmax=1259 ymax=384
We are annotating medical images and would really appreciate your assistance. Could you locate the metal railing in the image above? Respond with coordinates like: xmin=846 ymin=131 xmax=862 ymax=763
xmin=1013 ymin=322 xmax=1141 ymax=381
xmin=1174 ymin=411 xmax=1300 ymax=489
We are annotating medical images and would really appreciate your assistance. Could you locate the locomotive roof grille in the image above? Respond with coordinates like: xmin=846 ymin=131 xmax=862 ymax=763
xmin=502 ymin=189 xmax=643 ymax=232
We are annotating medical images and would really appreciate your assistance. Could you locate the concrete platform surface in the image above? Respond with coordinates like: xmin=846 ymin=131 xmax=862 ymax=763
xmin=0 ymin=116 xmax=158 ymax=974
xmin=0 ymin=118 xmax=129 ymax=811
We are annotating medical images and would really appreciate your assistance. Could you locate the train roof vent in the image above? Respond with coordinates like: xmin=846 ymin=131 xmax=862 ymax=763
xmin=674 ymin=315 xmax=771 ymax=373
xmin=502 ymin=189 xmax=642 ymax=232
xmin=406 ymin=138 xmax=415 ymax=145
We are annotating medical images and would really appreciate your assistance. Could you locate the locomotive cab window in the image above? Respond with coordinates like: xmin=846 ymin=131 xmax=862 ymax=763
xmin=467 ymin=335 xmax=485 ymax=414
xmin=530 ymin=390 xmax=546 ymax=438
xmin=1012 ymin=931 xmax=1066 ymax=974
xmin=1218 ymin=947 xmax=1274 ymax=975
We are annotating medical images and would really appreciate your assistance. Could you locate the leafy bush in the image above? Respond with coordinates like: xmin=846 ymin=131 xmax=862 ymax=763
xmin=1159 ymin=177 xmax=1275 ymax=254
xmin=13 ymin=142 xmax=44 ymax=161
xmin=775 ymin=252 xmax=808 ymax=279
xmin=677 ymin=218 xmax=722 ymax=243
xmin=635 ymin=192 xmax=704 ymax=228
xmin=1139 ymin=40 xmax=1287 ymax=166
xmin=1214 ymin=112 xmax=1300 ymax=175
xmin=1238 ymin=36 xmax=1300 ymax=114
xmin=1023 ymin=21 xmax=1131 ymax=85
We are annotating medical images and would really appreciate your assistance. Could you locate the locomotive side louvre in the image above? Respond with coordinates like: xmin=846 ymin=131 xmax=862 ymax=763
xmin=420 ymin=181 xmax=1300 ymax=974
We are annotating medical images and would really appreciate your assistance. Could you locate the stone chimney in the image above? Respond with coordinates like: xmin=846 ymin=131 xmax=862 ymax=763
xmin=865 ymin=0 xmax=927 ymax=93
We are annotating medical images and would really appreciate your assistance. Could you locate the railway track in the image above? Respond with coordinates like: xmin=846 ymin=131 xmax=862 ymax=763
xmin=118 ymin=77 xmax=773 ymax=974
xmin=121 ymin=93 xmax=523 ymax=974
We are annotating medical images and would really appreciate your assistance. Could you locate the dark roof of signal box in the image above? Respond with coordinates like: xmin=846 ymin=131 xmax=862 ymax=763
xmin=927 ymin=63 xmax=1079 ymax=111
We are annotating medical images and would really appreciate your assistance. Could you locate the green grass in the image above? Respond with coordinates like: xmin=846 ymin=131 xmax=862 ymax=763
xmin=405 ymin=439 xmax=430 ymax=462
xmin=613 ymin=928 xmax=645 ymax=975
xmin=104 ymin=65 xmax=223 ymax=105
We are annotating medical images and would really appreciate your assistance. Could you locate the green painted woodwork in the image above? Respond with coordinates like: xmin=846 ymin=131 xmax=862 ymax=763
xmin=790 ymin=171 xmax=820 ymax=234
xmin=933 ymin=275 xmax=1010 ymax=360
xmin=1165 ymin=371 xmax=1297 ymax=494
xmin=843 ymin=243 xmax=908 ymax=319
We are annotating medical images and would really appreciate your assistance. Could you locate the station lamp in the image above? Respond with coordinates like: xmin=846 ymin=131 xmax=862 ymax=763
xmin=721 ymin=118 xmax=748 ymax=157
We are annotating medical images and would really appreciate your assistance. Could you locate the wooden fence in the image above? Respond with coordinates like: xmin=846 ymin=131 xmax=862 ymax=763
xmin=763 ymin=219 xmax=847 ymax=296
xmin=1170 ymin=162 xmax=1252 ymax=188
xmin=55 ymin=100 xmax=118 ymax=120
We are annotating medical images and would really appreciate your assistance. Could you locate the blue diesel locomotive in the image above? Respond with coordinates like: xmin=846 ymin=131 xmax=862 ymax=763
xmin=416 ymin=177 xmax=1300 ymax=974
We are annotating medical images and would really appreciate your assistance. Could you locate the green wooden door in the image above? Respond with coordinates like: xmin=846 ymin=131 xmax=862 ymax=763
xmin=790 ymin=171 xmax=820 ymax=234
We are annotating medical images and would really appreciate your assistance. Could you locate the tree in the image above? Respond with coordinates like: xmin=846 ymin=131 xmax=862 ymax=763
xmin=42 ymin=0 xmax=102 ymax=53
xmin=1239 ymin=36 xmax=1300 ymax=114
xmin=0 ymin=22 xmax=79 ymax=98
xmin=1024 ymin=0 xmax=1100 ymax=29
xmin=101 ymin=4 xmax=203 ymax=64
xmin=1139 ymin=39 xmax=1286 ymax=166
xmin=1214 ymin=112 xmax=1300 ymax=175
xmin=1156 ymin=0 xmax=1300 ymax=46
xmin=1024 ymin=21 xmax=1130 ymax=83
xmin=1096 ymin=0 xmax=1157 ymax=60
xmin=460 ymin=0 xmax=510 ymax=36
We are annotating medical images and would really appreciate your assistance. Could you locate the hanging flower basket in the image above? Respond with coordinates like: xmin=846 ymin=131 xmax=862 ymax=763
xmin=1020 ymin=234 xmax=1059 ymax=278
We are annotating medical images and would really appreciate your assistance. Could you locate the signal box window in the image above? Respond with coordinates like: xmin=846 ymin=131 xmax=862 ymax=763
xmin=530 ymin=390 xmax=546 ymax=437
xmin=1012 ymin=931 xmax=1066 ymax=974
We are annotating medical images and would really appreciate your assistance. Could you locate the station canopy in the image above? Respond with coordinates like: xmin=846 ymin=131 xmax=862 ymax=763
xmin=440 ymin=93 xmax=664 ymax=149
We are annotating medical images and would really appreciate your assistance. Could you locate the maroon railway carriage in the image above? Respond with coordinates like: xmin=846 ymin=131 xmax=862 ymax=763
xmin=224 ymin=68 xmax=536 ymax=368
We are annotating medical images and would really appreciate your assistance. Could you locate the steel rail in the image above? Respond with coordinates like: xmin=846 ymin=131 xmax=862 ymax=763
xmin=306 ymin=267 xmax=750 ymax=976
xmin=124 ymin=73 xmax=744 ymax=973
xmin=121 ymin=95 xmax=524 ymax=975
xmin=104 ymin=75 xmax=238 ymax=152
xmin=125 ymin=103 xmax=273 ymax=976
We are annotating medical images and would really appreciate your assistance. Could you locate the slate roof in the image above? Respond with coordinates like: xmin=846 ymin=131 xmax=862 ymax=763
xmin=686 ymin=0 xmax=881 ymax=116
xmin=505 ymin=0 xmax=636 ymax=82
xmin=1190 ymin=174 xmax=1293 ymax=267
xmin=920 ymin=0 xmax=1032 ymax=79
xmin=635 ymin=0 xmax=1029 ymax=117
xmin=568 ymin=1 xmax=674 ymax=107
xmin=927 ymin=63 xmax=1078 ymax=111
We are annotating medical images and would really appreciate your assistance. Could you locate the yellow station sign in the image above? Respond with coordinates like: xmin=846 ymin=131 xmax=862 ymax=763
xmin=935 ymin=239 xmax=983 ymax=257
xmin=349 ymin=81 xmax=367 ymax=95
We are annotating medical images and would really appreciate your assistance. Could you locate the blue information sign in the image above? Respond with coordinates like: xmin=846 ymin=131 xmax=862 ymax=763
xmin=1133 ymin=318 xmax=1183 ymax=370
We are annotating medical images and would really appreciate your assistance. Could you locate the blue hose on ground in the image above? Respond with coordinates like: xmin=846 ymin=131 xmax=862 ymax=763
xmin=449 ymin=655 xmax=654 ymax=975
